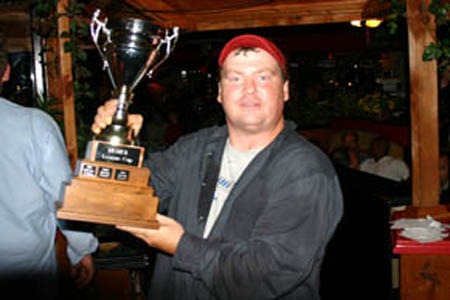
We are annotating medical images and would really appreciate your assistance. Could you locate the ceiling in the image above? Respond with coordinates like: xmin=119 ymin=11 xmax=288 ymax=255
xmin=0 ymin=0 xmax=387 ymax=52
xmin=84 ymin=0 xmax=385 ymax=32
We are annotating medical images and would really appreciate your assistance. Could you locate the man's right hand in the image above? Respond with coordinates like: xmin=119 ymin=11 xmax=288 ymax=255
xmin=91 ymin=99 xmax=144 ymax=136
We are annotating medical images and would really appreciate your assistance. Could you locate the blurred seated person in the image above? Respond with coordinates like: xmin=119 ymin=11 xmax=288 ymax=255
xmin=360 ymin=136 xmax=410 ymax=182
xmin=440 ymin=151 xmax=449 ymax=204
xmin=330 ymin=132 xmax=366 ymax=169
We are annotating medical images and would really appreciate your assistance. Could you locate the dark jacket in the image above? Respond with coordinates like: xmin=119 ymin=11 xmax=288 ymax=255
xmin=145 ymin=124 xmax=343 ymax=300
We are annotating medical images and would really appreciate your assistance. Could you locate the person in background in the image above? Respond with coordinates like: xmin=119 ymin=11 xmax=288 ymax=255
xmin=330 ymin=131 xmax=366 ymax=169
xmin=0 ymin=33 xmax=98 ymax=299
xmin=439 ymin=151 xmax=449 ymax=204
xmin=164 ymin=110 xmax=183 ymax=146
xmin=360 ymin=136 xmax=410 ymax=182
xmin=92 ymin=34 xmax=343 ymax=300
xmin=145 ymin=110 xmax=169 ymax=151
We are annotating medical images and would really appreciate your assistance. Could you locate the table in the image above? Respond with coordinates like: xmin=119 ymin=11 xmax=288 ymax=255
xmin=391 ymin=215 xmax=450 ymax=300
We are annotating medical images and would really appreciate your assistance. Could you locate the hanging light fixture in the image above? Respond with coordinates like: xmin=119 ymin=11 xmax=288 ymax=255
xmin=365 ymin=19 xmax=383 ymax=28
xmin=350 ymin=20 xmax=362 ymax=27
xmin=350 ymin=19 xmax=383 ymax=28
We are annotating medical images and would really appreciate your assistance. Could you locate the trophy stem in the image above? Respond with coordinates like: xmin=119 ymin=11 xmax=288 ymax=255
xmin=113 ymin=85 xmax=130 ymax=126
xmin=96 ymin=85 xmax=134 ymax=145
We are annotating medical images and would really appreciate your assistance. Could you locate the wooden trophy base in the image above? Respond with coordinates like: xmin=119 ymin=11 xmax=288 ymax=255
xmin=58 ymin=142 xmax=159 ymax=228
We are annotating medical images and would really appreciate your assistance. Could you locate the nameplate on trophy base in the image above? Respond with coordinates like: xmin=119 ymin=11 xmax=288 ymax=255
xmin=90 ymin=140 xmax=144 ymax=167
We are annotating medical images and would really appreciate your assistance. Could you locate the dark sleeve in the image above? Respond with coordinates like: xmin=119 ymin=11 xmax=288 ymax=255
xmin=172 ymin=151 xmax=344 ymax=299
xmin=146 ymin=137 xmax=187 ymax=212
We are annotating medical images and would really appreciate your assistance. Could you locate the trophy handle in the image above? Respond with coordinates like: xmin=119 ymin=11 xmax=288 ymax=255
xmin=144 ymin=27 xmax=179 ymax=81
xmin=90 ymin=9 xmax=117 ymax=90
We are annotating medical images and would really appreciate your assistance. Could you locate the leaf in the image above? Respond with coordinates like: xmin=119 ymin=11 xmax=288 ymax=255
xmin=70 ymin=21 xmax=78 ymax=34
xmin=78 ymin=50 xmax=88 ymax=62
xmin=388 ymin=22 xmax=398 ymax=35
xmin=60 ymin=31 xmax=70 ymax=38
xmin=423 ymin=43 xmax=439 ymax=61
xmin=63 ymin=41 xmax=73 ymax=53
xmin=79 ymin=22 xmax=90 ymax=36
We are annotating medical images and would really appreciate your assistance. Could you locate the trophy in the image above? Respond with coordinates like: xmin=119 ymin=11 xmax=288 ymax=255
xmin=57 ymin=9 xmax=179 ymax=228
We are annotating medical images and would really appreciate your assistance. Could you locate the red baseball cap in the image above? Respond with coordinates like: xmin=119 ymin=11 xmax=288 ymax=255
xmin=218 ymin=34 xmax=287 ymax=75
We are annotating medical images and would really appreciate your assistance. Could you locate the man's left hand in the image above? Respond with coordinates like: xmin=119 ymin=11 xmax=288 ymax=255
xmin=117 ymin=214 xmax=185 ymax=255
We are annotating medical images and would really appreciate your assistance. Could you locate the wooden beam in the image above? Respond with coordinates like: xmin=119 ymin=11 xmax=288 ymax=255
xmin=0 ymin=10 xmax=31 ymax=52
xmin=57 ymin=0 xmax=78 ymax=169
xmin=407 ymin=0 xmax=439 ymax=207
xmin=127 ymin=0 xmax=370 ymax=31
xmin=400 ymin=254 xmax=450 ymax=300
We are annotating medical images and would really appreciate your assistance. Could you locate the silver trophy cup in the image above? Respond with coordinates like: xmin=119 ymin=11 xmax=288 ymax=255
xmin=91 ymin=9 xmax=179 ymax=145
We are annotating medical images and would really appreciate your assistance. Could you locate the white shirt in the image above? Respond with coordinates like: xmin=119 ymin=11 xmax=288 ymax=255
xmin=0 ymin=98 xmax=98 ymax=277
xmin=360 ymin=155 xmax=410 ymax=182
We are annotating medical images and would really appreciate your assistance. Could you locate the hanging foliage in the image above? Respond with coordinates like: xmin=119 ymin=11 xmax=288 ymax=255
xmin=19 ymin=0 xmax=96 ymax=155
xmin=382 ymin=0 xmax=450 ymax=74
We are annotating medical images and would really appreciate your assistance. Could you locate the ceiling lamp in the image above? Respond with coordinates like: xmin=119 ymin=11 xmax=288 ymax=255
xmin=365 ymin=19 xmax=383 ymax=28
xmin=350 ymin=19 xmax=383 ymax=28
xmin=350 ymin=20 xmax=362 ymax=27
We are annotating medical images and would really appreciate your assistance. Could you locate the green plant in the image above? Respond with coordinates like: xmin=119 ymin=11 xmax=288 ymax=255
xmin=59 ymin=1 xmax=95 ymax=156
xmin=382 ymin=0 xmax=450 ymax=74
xmin=35 ymin=94 xmax=63 ymax=126
xmin=331 ymin=86 xmax=363 ymax=118
xmin=357 ymin=92 xmax=400 ymax=119
xmin=26 ymin=0 xmax=95 ymax=156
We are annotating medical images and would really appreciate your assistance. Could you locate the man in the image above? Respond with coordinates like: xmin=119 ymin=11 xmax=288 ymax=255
xmin=0 ymin=35 xmax=98 ymax=298
xmin=331 ymin=131 xmax=366 ymax=169
xmin=93 ymin=34 xmax=343 ymax=299
xmin=360 ymin=136 xmax=410 ymax=182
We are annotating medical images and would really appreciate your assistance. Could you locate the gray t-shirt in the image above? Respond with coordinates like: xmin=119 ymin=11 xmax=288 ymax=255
xmin=203 ymin=139 xmax=263 ymax=238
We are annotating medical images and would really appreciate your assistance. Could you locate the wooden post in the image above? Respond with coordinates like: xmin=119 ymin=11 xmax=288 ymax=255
xmin=57 ymin=0 xmax=78 ymax=169
xmin=400 ymin=254 xmax=450 ymax=300
xmin=407 ymin=0 xmax=440 ymax=208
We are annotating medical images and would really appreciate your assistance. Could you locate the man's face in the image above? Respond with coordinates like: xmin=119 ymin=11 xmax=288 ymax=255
xmin=344 ymin=133 xmax=358 ymax=150
xmin=217 ymin=48 xmax=289 ymax=135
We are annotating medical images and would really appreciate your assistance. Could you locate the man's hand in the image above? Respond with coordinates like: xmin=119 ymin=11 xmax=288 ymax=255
xmin=91 ymin=99 xmax=144 ymax=136
xmin=116 ymin=214 xmax=185 ymax=255
xmin=71 ymin=254 xmax=95 ymax=289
